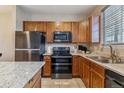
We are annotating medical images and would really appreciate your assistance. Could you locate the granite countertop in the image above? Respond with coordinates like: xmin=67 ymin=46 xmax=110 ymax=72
xmin=0 ymin=62 xmax=45 ymax=88
xmin=72 ymin=53 xmax=124 ymax=76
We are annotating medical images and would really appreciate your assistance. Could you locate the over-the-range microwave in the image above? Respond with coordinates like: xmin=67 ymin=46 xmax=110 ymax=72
xmin=53 ymin=31 xmax=72 ymax=43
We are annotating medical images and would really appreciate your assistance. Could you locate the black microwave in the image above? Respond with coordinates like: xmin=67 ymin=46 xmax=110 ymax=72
xmin=53 ymin=32 xmax=72 ymax=43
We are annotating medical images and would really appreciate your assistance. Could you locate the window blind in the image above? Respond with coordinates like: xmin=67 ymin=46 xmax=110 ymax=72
xmin=103 ymin=5 xmax=124 ymax=44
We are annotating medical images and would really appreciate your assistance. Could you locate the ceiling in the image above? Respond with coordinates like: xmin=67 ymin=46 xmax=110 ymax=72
xmin=18 ymin=5 xmax=97 ymax=16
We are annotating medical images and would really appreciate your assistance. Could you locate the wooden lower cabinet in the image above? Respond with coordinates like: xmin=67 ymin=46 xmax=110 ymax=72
xmin=72 ymin=56 xmax=79 ymax=77
xmin=83 ymin=58 xmax=90 ymax=88
xmin=33 ymin=77 xmax=41 ymax=88
xmin=79 ymin=57 xmax=84 ymax=80
xmin=43 ymin=56 xmax=51 ymax=77
xmin=24 ymin=69 xmax=41 ymax=88
xmin=90 ymin=69 xmax=105 ymax=88
xmin=90 ymin=62 xmax=105 ymax=88
xmin=79 ymin=56 xmax=105 ymax=88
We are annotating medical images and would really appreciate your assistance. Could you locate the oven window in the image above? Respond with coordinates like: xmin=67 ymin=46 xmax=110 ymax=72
xmin=52 ymin=65 xmax=72 ymax=73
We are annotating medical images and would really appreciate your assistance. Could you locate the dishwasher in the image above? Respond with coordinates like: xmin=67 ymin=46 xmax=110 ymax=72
xmin=105 ymin=69 xmax=124 ymax=88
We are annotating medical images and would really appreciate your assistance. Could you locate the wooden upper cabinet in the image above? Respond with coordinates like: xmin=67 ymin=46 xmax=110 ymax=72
xmin=37 ymin=22 xmax=46 ymax=32
xmin=23 ymin=21 xmax=37 ymax=31
xmin=79 ymin=21 xmax=87 ymax=43
xmin=87 ymin=17 xmax=91 ymax=44
xmin=23 ymin=21 xmax=46 ymax=32
xmin=62 ymin=22 xmax=72 ymax=31
xmin=72 ymin=22 xmax=79 ymax=43
xmin=46 ymin=22 xmax=55 ymax=43
xmin=55 ymin=22 xmax=72 ymax=31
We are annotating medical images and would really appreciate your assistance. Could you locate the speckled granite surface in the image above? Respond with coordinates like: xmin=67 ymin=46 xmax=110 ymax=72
xmin=0 ymin=62 xmax=45 ymax=88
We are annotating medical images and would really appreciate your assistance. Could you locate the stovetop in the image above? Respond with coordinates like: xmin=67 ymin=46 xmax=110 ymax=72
xmin=52 ymin=47 xmax=71 ymax=56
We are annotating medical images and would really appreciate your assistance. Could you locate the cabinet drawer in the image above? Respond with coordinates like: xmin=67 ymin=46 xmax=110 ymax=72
xmin=91 ymin=62 xmax=105 ymax=77
xmin=30 ymin=69 xmax=41 ymax=87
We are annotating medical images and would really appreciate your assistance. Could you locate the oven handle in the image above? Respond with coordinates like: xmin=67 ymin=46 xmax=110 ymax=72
xmin=52 ymin=63 xmax=72 ymax=66
xmin=51 ymin=56 xmax=72 ymax=58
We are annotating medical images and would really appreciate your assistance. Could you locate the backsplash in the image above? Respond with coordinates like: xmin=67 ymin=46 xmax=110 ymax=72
xmin=91 ymin=44 xmax=124 ymax=58
xmin=45 ymin=43 xmax=78 ymax=54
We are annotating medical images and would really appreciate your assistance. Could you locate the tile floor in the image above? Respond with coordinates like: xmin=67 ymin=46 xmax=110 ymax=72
xmin=42 ymin=78 xmax=86 ymax=88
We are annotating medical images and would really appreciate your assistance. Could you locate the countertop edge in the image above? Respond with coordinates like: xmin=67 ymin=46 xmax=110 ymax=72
xmin=22 ymin=62 xmax=45 ymax=88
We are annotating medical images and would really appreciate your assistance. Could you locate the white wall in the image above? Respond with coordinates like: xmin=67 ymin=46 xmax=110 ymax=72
xmin=16 ymin=6 xmax=31 ymax=31
xmin=16 ymin=6 xmax=84 ymax=31
xmin=29 ymin=13 xmax=83 ymax=21
xmin=0 ymin=6 xmax=16 ymax=61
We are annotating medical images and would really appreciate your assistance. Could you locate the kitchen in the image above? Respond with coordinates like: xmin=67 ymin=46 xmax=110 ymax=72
xmin=0 ymin=5 xmax=124 ymax=88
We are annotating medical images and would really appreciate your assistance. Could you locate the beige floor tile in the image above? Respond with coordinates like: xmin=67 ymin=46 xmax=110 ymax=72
xmin=41 ymin=78 xmax=85 ymax=88
xmin=75 ymin=78 xmax=86 ymax=88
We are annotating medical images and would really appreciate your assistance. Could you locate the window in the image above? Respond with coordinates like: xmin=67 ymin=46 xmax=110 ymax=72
xmin=103 ymin=5 xmax=124 ymax=44
xmin=92 ymin=16 xmax=100 ymax=43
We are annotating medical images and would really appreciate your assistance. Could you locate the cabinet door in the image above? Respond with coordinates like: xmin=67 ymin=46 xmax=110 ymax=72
xmin=79 ymin=21 xmax=87 ymax=43
xmin=23 ymin=21 xmax=46 ymax=32
xmin=72 ymin=56 xmax=79 ymax=77
xmin=90 ymin=69 xmax=104 ymax=88
xmin=37 ymin=22 xmax=46 ymax=32
xmin=23 ymin=21 xmax=37 ymax=31
xmin=79 ymin=57 xmax=83 ymax=80
xmin=46 ymin=22 xmax=55 ymax=43
xmin=72 ymin=22 xmax=79 ymax=43
xmin=62 ymin=22 xmax=72 ymax=31
xmin=43 ymin=56 xmax=51 ymax=77
xmin=33 ymin=77 xmax=41 ymax=88
xmin=55 ymin=22 xmax=72 ymax=31
xmin=87 ymin=18 xmax=91 ymax=44
xmin=83 ymin=59 xmax=90 ymax=88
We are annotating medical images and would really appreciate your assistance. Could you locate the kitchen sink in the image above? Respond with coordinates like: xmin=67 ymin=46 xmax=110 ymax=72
xmin=86 ymin=56 xmax=124 ymax=64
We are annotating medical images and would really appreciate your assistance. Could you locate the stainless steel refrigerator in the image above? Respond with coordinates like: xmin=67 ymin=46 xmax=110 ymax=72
xmin=15 ymin=31 xmax=45 ymax=61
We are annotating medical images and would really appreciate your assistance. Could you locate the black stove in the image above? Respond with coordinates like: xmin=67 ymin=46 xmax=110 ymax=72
xmin=51 ymin=47 xmax=72 ymax=79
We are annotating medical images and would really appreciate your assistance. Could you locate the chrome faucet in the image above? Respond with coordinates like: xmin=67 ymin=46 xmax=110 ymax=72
xmin=109 ymin=44 xmax=121 ymax=63
xmin=109 ymin=45 xmax=116 ymax=63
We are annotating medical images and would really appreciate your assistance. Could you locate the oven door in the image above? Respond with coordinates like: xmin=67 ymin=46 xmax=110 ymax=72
xmin=51 ymin=57 xmax=72 ymax=79
xmin=52 ymin=57 xmax=72 ymax=63
xmin=52 ymin=63 xmax=72 ymax=73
